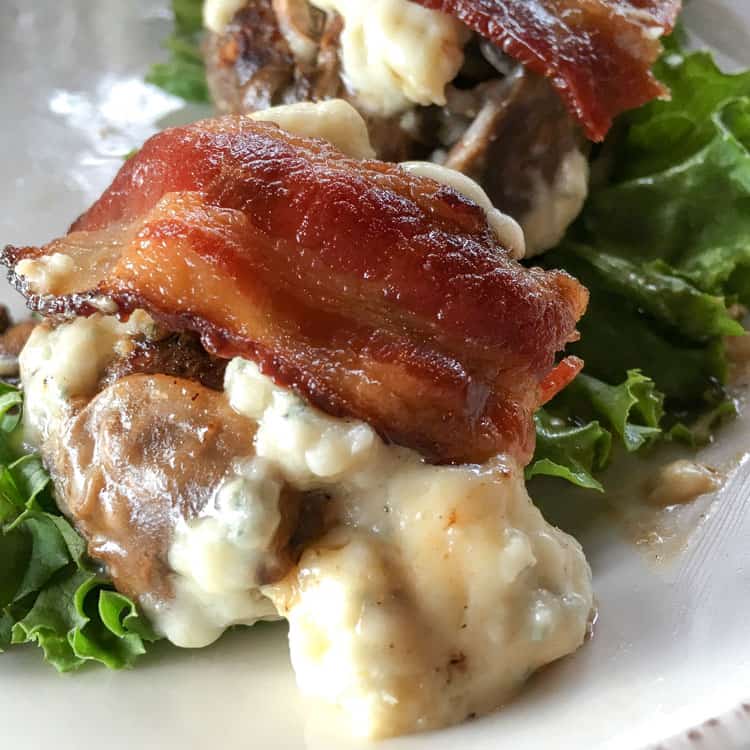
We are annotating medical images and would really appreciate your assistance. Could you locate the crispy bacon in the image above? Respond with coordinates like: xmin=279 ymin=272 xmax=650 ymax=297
xmin=4 ymin=117 xmax=587 ymax=464
xmin=413 ymin=0 xmax=681 ymax=141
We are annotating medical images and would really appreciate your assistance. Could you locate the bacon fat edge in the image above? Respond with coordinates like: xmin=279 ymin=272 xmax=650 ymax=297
xmin=3 ymin=117 xmax=587 ymax=465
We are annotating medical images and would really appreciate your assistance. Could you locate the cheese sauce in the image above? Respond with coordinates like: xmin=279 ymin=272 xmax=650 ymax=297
xmin=249 ymin=100 xmax=376 ymax=158
xmin=520 ymin=148 xmax=590 ymax=257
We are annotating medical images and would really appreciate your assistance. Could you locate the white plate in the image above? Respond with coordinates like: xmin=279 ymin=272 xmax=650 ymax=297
xmin=2 ymin=2 xmax=750 ymax=748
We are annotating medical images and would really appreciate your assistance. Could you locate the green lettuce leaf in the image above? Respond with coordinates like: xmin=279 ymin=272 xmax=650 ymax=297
xmin=146 ymin=0 xmax=208 ymax=102
xmin=0 ymin=383 xmax=158 ymax=671
xmin=12 ymin=570 xmax=155 ymax=671
xmin=527 ymin=411 xmax=611 ymax=491
xmin=528 ymin=370 xmax=664 ymax=490
xmin=171 ymin=0 xmax=204 ymax=34
xmin=559 ymin=243 xmax=742 ymax=341
xmin=583 ymin=50 xmax=750 ymax=301
xmin=561 ymin=370 xmax=664 ymax=452
xmin=666 ymin=397 xmax=738 ymax=448
xmin=544 ymin=246 xmax=732 ymax=403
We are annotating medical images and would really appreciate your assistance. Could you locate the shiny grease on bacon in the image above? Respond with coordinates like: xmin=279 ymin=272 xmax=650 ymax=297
xmin=413 ymin=0 xmax=681 ymax=141
xmin=3 ymin=116 xmax=587 ymax=465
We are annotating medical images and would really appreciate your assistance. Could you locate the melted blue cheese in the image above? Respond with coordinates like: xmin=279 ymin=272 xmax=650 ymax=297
xmin=19 ymin=314 xmax=148 ymax=445
xmin=226 ymin=359 xmax=593 ymax=738
xmin=152 ymin=457 xmax=284 ymax=647
xmin=308 ymin=0 xmax=467 ymax=116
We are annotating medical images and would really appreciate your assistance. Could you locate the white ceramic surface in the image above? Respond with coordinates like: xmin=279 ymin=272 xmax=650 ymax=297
xmin=1 ymin=2 xmax=750 ymax=749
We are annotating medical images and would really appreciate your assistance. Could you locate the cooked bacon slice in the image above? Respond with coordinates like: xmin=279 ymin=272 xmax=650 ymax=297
xmin=413 ymin=0 xmax=681 ymax=141
xmin=4 ymin=117 xmax=587 ymax=464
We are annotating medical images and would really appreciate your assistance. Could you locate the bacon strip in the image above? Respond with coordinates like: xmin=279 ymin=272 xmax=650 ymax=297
xmin=4 ymin=117 xmax=587 ymax=464
xmin=413 ymin=0 xmax=681 ymax=141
